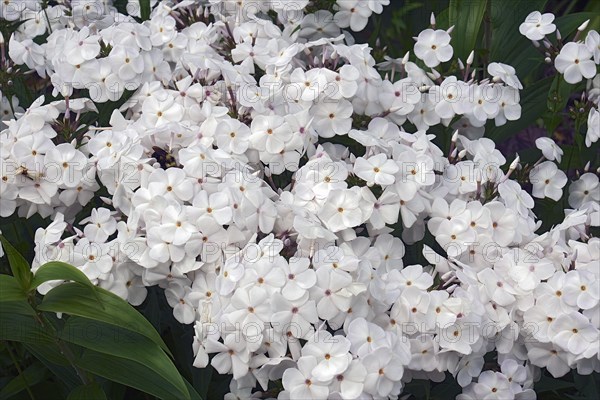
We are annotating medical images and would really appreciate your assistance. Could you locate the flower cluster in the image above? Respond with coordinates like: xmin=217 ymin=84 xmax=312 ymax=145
xmin=1 ymin=1 xmax=599 ymax=399
xmin=520 ymin=11 xmax=600 ymax=147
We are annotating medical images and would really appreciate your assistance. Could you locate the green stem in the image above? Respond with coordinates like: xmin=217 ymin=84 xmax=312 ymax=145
xmin=5 ymin=342 xmax=36 ymax=400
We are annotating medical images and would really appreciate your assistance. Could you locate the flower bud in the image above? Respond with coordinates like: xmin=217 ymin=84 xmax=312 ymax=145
xmin=584 ymin=161 xmax=590 ymax=172
xmin=430 ymin=12 xmax=436 ymax=27
xmin=509 ymin=154 xmax=520 ymax=171
xmin=447 ymin=25 xmax=455 ymax=35
xmin=544 ymin=57 xmax=552 ymax=63
xmin=402 ymin=51 xmax=410 ymax=65
xmin=466 ymin=50 xmax=474 ymax=65
xmin=0 ymin=31 xmax=4 ymax=45
xmin=578 ymin=19 xmax=590 ymax=32
xmin=451 ymin=129 xmax=459 ymax=143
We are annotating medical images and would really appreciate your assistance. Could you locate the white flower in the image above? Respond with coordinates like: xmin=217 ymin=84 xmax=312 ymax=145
xmin=548 ymin=312 xmax=599 ymax=354
xmin=414 ymin=29 xmax=453 ymax=68
xmin=313 ymin=99 xmax=353 ymax=138
xmin=353 ymin=154 xmax=399 ymax=186
xmin=535 ymin=137 xmax=563 ymax=162
xmin=519 ymin=11 xmax=556 ymax=41
xmin=555 ymin=42 xmax=596 ymax=84
xmin=318 ymin=188 xmax=372 ymax=232
xmin=585 ymin=106 xmax=599 ymax=147
xmin=250 ymin=115 xmax=293 ymax=154
xmin=83 ymin=208 xmax=117 ymax=243
xmin=362 ymin=347 xmax=404 ymax=397
xmin=472 ymin=371 xmax=513 ymax=400
xmin=334 ymin=0 xmax=373 ymax=32
xmin=205 ymin=334 xmax=250 ymax=380
xmin=141 ymin=95 xmax=184 ymax=127
xmin=497 ymin=180 xmax=534 ymax=217
xmin=302 ymin=331 xmax=352 ymax=381
xmin=488 ymin=62 xmax=523 ymax=90
xmin=585 ymin=29 xmax=600 ymax=63
xmin=569 ymin=173 xmax=600 ymax=208
xmin=530 ymin=161 xmax=568 ymax=201
xmin=345 ymin=318 xmax=386 ymax=358
xmin=282 ymin=356 xmax=329 ymax=399
xmin=328 ymin=359 xmax=366 ymax=400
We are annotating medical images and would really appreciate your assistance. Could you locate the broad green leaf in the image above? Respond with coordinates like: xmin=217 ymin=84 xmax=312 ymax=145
xmin=448 ymin=0 xmax=488 ymax=61
xmin=0 ymin=362 xmax=48 ymax=400
xmin=23 ymin=343 xmax=81 ymax=390
xmin=75 ymin=349 xmax=190 ymax=400
xmin=0 ymin=312 xmax=53 ymax=344
xmin=38 ymin=283 xmax=173 ymax=357
xmin=31 ymin=261 xmax=99 ymax=302
xmin=67 ymin=383 xmax=107 ymax=400
xmin=59 ymin=317 xmax=191 ymax=400
xmin=139 ymin=0 xmax=151 ymax=20
xmin=0 ymin=274 xmax=27 ymax=302
xmin=486 ymin=76 xmax=554 ymax=142
xmin=0 ymin=235 xmax=33 ymax=291
xmin=185 ymin=380 xmax=204 ymax=400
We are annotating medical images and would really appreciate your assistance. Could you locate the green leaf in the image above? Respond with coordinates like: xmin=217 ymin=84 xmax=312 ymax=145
xmin=67 ymin=383 xmax=107 ymax=400
xmin=38 ymin=283 xmax=173 ymax=357
xmin=448 ymin=0 xmax=488 ymax=61
xmin=75 ymin=349 xmax=190 ymax=400
xmin=30 ymin=261 xmax=100 ymax=302
xmin=59 ymin=317 xmax=192 ymax=400
xmin=23 ymin=343 xmax=81 ymax=390
xmin=486 ymin=76 xmax=554 ymax=142
xmin=0 ymin=312 xmax=53 ymax=344
xmin=139 ymin=0 xmax=151 ymax=20
xmin=0 ymin=361 xmax=48 ymax=400
xmin=0 ymin=274 xmax=28 ymax=302
xmin=0 ymin=235 xmax=33 ymax=291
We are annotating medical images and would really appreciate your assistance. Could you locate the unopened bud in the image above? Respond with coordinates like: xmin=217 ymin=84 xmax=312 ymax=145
xmin=492 ymin=76 xmax=502 ymax=83
xmin=556 ymin=29 xmax=561 ymax=40
xmin=509 ymin=155 xmax=520 ymax=171
xmin=458 ymin=149 xmax=467 ymax=159
xmin=402 ymin=51 xmax=410 ymax=65
xmin=451 ymin=129 xmax=459 ymax=143
xmin=578 ymin=19 xmax=590 ymax=32
xmin=447 ymin=25 xmax=455 ymax=34
xmin=0 ymin=31 xmax=4 ymax=45
xmin=467 ymin=50 xmax=474 ymax=65
xmin=430 ymin=12 xmax=436 ymax=27
xmin=544 ymin=57 xmax=552 ymax=63
xmin=532 ymin=40 xmax=540 ymax=48
xmin=441 ymin=270 xmax=454 ymax=281
xmin=419 ymin=85 xmax=431 ymax=93
xmin=584 ymin=161 xmax=590 ymax=172
xmin=543 ymin=40 xmax=552 ymax=49
xmin=458 ymin=59 xmax=465 ymax=70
